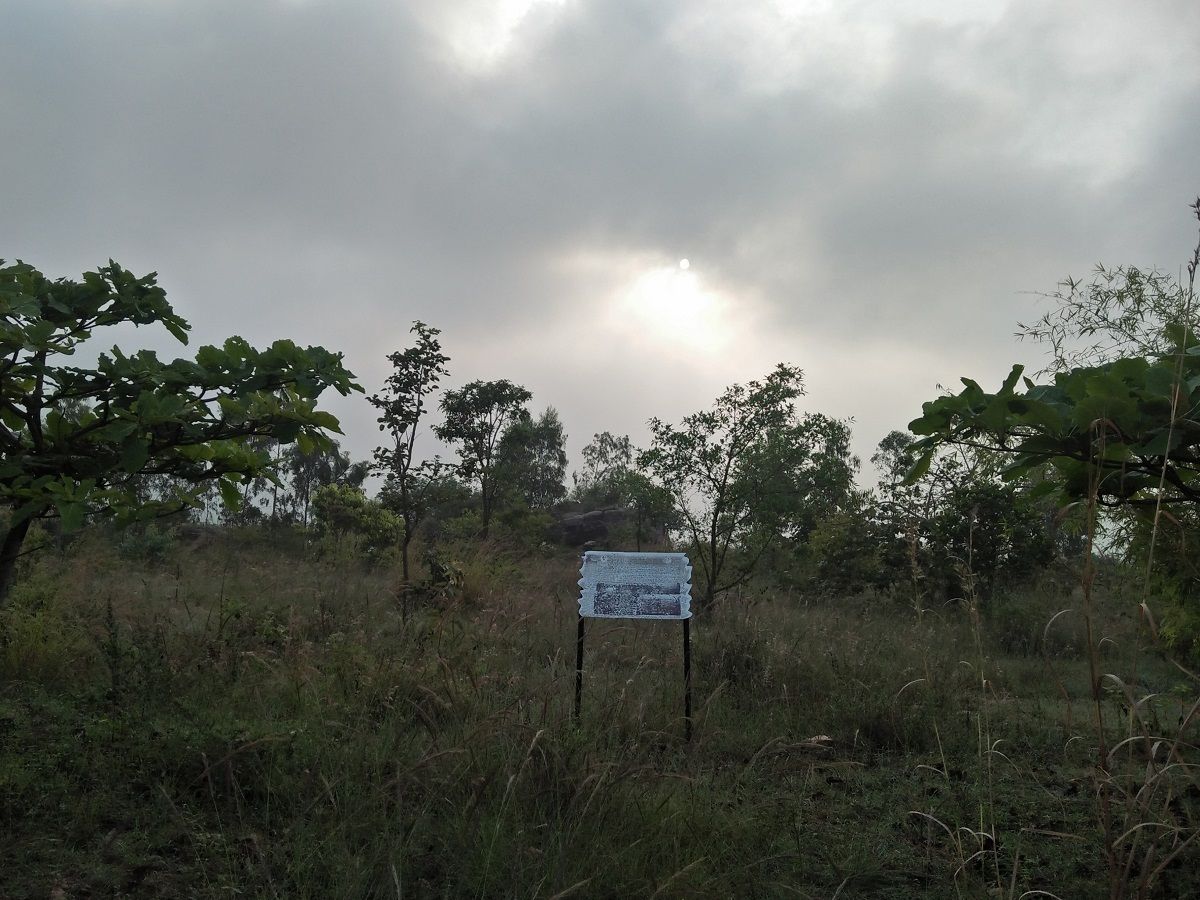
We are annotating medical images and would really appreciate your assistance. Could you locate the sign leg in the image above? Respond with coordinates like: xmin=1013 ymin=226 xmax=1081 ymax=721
xmin=683 ymin=617 xmax=693 ymax=742
xmin=574 ymin=615 xmax=586 ymax=721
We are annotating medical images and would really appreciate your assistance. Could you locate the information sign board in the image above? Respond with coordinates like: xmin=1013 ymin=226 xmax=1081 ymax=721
xmin=577 ymin=551 xmax=692 ymax=620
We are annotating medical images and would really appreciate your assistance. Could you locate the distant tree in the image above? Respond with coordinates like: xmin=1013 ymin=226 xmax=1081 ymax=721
xmin=868 ymin=430 xmax=933 ymax=598
xmin=496 ymin=406 xmax=568 ymax=511
xmin=621 ymin=469 xmax=677 ymax=550
xmin=0 ymin=260 xmax=359 ymax=604
xmin=874 ymin=431 xmax=917 ymax=490
xmin=284 ymin=438 xmax=368 ymax=527
xmin=639 ymin=364 xmax=809 ymax=609
xmin=568 ymin=431 xmax=676 ymax=548
xmin=801 ymin=491 xmax=884 ymax=594
xmin=776 ymin=412 xmax=860 ymax=542
xmin=925 ymin=476 xmax=1056 ymax=600
xmin=871 ymin=432 xmax=1059 ymax=602
xmin=229 ymin=434 xmax=367 ymax=527
xmin=378 ymin=471 xmax=472 ymax=543
xmin=435 ymin=379 xmax=531 ymax=537
xmin=572 ymin=431 xmax=634 ymax=504
xmin=369 ymin=322 xmax=450 ymax=581
xmin=717 ymin=409 xmax=860 ymax=594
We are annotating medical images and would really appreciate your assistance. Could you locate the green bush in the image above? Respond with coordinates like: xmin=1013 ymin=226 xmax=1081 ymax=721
xmin=801 ymin=510 xmax=886 ymax=595
xmin=439 ymin=509 xmax=483 ymax=544
xmin=311 ymin=484 xmax=400 ymax=558
xmin=0 ymin=574 xmax=96 ymax=684
xmin=116 ymin=523 xmax=176 ymax=563
xmin=983 ymin=591 xmax=1082 ymax=658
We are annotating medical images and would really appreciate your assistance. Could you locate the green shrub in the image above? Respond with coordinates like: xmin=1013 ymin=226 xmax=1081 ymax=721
xmin=116 ymin=523 xmax=176 ymax=563
xmin=311 ymin=484 xmax=400 ymax=558
xmin=0 ymin=574 xmax=96 ymax=684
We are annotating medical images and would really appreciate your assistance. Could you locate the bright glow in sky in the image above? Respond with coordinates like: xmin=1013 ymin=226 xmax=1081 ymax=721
xmin=438 ymin=0 xmax=568 ymax=70
xmin=617 ymin=264 xmax=730 ymax=354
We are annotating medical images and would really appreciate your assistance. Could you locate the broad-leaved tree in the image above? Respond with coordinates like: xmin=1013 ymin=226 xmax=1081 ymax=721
xmin=0 ymin=260 xmax=360 ymax=602
xmin=370 ymin=321 xmax=450 ymax=580
xmin=435 ymin=379 xmax=531 ymax=536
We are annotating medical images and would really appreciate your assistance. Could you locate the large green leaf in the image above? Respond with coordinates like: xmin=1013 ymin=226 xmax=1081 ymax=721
xmin=120 ymin=440 xmax=150 ymax=473
xmin=55 ymin=500 xmax=86 ymax=532
xmin=218 ymin=476 xmax=243 ymax=511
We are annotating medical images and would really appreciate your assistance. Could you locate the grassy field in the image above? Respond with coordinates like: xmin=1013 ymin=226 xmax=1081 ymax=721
xmin=1 ymin=530 xmax=1197 ymax=898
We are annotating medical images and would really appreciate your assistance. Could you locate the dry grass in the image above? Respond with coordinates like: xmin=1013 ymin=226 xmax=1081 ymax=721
xmin=0 ymin=527 xmax=1196 ymax=898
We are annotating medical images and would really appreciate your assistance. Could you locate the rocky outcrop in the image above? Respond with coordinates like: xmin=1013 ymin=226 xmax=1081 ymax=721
xmin=547 ymin=507 xmax=633 ymax=546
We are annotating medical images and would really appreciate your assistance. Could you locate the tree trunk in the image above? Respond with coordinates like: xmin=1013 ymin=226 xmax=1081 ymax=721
xmin=0 ymin=516 xmax=33 ymax=607
xmin=704 ymin=528 xmax=719 ymax=612
xmin=480 ymin=476 xmax=492 ymax=538
xmin=398 ymin=477 xmax=412 ymax=584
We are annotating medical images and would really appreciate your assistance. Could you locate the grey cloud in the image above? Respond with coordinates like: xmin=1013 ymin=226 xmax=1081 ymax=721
xmin=1 ymin=0 xmax=1197 ymax=472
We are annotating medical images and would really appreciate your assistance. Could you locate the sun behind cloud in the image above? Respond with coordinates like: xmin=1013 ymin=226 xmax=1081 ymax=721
xmin=434 ymin=0 xmax=568 ymax=71
xmin=617 ymin=263 xmax=730 ymax=354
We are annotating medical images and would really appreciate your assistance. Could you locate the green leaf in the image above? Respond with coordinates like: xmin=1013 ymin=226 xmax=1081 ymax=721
xmin=96 ymin=420 xmax=138 ymax=442
xmin=1023 ymin=479 xmax=1062 ymax=501
xmin=903 ymin=448 xmax=934 ymax=484
xmin=162 ymin=317 xmax=189 ymax=344
xmin=176 ymin=444 xmax=214 ymax=462
xmin=217 ymin=396 xmax=243 ymax=419
xmin=999 ymin=365 xmax=1024 ymax=395
xmin=0 ymin=407 xmax=24 ymax=432
xmin=219 ymin=476 xmax=242 ymax=511
xmin=978 ymin=397 xmax=1011 ymax=433
xmin=56 ymin=500 xmax=86 ymax=532
xmin=1138 ymin=429 xmax=1181 ymax=457
xmin=121 ymin=440 xmax=149 ymax=473
xmin=309 ymin=410 xmax=342 ymax=431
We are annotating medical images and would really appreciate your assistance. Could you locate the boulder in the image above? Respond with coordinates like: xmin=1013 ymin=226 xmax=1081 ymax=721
xmin=547 ymin=507 xmax=633 ymax=546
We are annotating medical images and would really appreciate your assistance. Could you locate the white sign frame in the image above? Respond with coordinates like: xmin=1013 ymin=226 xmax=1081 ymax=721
xmin=577 ymin=550 xmax=693 ymax=620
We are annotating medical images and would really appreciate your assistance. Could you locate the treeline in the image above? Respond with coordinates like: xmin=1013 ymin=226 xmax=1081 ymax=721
xmin=5 ymin=198 xmax=1200 ymax=659
xmin=0 ymin=258 xmax=1081 ymax=615
xmin=187 ymin=337 xmax=1079 ymax=615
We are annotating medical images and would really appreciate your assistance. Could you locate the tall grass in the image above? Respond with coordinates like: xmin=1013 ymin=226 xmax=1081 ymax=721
xmin=3 ymin=525 xmax=1194 ymax=898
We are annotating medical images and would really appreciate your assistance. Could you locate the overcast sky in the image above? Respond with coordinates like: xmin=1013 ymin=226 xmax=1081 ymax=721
xmin=3 ymin=0 xmax=1198 ymax=481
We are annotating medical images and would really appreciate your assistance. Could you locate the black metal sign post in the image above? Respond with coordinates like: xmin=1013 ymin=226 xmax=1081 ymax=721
xmin=572 ymin=614 xmax=693 ymax=742
xmin=574 ymin=615 xmax=586 ymax=721
xmin=683 ymin=617 xmax=692 ymax=742
xmin=573 ymin=550 xmax=695 ymax=741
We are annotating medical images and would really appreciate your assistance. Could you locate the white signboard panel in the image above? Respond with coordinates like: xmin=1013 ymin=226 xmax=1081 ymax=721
xmin=577 ymin=551 xmax=692 ymax=620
